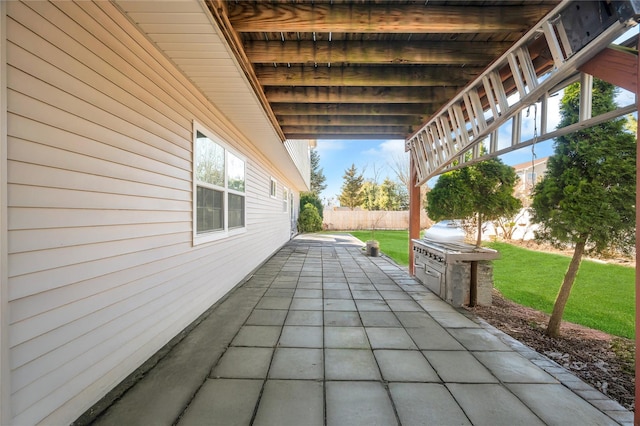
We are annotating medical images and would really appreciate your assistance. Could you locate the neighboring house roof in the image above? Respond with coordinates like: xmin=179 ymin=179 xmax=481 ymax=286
xmin=512 ymin=156 xmax=549 ymax=172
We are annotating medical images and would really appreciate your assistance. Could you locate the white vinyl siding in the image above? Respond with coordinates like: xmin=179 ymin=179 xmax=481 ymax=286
xmin=5 ymin=1 xmax=297 ymax=425
xmin=284 ymin=139 xmax=311 ymax=189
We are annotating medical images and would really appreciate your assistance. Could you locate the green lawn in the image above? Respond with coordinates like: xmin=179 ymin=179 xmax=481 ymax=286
xmin=347 ymin=230 xmax=412 ymax=266
xmin=342 ymin=231 xmax=635 ymax=338
xmin=486 ymin=242 xmax=635 ymax=339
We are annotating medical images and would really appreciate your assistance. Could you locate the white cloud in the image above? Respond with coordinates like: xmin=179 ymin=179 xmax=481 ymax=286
xmin=361 ymin=139 xmax=407 ymax=158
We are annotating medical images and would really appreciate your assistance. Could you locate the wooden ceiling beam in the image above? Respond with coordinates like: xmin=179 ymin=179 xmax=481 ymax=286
xmin=244 ymin=41 xmax=511 ymax=65
xmin=286 ymin=133 xmax=406 ymax=140
xmin=282 ymin=125 xmax=412 ymax=136
xmin=226 ymin=3 xmax=550 ymax=33
xmin=265 ymin=86 xmax=460 ymax=103
xmin=271 ymin=102 xmax=436 ymax=116
xmin=255 ymin=65 xmax=481 ymax=87
xmin=277 ymin=115 xmax=420 ymax=126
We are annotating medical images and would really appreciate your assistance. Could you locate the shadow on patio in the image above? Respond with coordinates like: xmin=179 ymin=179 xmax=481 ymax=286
xmin=83 ymin=234 xmax=631 ymax=426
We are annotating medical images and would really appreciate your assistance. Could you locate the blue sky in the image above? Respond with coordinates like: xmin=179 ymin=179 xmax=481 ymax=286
xmin=315 ymin=138 xmax=555 ymax=206
xmin=314 ymin=103 xmax=558 ymax=206
xmin=315 ymin=81 xmax=636 ymax=207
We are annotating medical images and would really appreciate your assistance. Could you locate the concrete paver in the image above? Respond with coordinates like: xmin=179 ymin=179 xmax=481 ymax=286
xmin=423 ymin=350 xmax=499 ymax=383
xmin=178 ymin=379 xmax=263 ymax=426
xmin=289 ymin=297 xmax=323 ymax=310
xmin=323 ymin=310 xmax=362 ymax=326
xmin=359 ymin=311 xmax=402 ymax=327
xmin=268 ymin=348 xmax=323 ymax=379
xmin=230 ymin=325 xmax=281 ymax=347
xmin=354 ymin=299 xmax=391 ymax=311
xmin=374 ymin=349 xmax=439 ymax=382
xmin=88 ymin=234 xmax=632 ymax=426
xmin=210 ymin=347 xmax=273 ymax=379
xmin=474 ymin=351 xmax=559 ymax=383
xmin=278 ymin=325 xmax=323 ymax=347
xmin=405 ymin=324 xmax=466 ymax=350
xmin=324 ymin=298 xmax=357 ymax=311
xmin=447 ymin=327 xmax=513 ymax=351
xmin=245 ymin=309 xmax=287 ymax=326
xmin=324 ymin=348 xmax=381 ymax=380
xmin=326 ymin=381 xmax=397 ymax=426
xmin=366 ymin=327 xmax=418 ymax=350
xmin=253 ymin=380 xmax=324 ymax=426
xmin=389 ymin=383 xmax=471 ymax=426
xmin=447 ymin=383 xmax=546 ymax=425
xmin=324 ymin=326 xmax=369 ymax=348
xmin=284 ymin=309 xmax=323 ymax=326
xmin=507 ymin=383 xmax=619 ymax=425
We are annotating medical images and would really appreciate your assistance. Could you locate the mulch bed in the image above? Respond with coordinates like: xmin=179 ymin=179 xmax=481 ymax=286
xmin=466 ymin=290 xmax=635 ymax=412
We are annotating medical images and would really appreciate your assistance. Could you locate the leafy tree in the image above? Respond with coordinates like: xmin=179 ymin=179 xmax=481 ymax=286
xmin=297 ymin=203 xmax=323 ymax=233
xmin=531 ymin=79 xmax=636 ymax=337
xmin=360 ymin=180 xmax=380 ymax=210
xmin=425 ymin=169 xmax=474 ymax=221
xmin=309 ymin=148 xmax=327 ymax=194
xmin=426 ymin=158 xmax=521 ymax=245
xmin=378 ymin=178 xmax=402 ymax=211
xmin=359 ymin=177 xmax=407 ymax=211
xmin=339 ymin=163 xmax=365 ymax=209
xmin=300 ymin=191 xmax=324 ymax=219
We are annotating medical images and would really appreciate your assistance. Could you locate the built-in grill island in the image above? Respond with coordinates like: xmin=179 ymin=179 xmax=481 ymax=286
xmin=412 ymin=239 xmax=499 ymax=307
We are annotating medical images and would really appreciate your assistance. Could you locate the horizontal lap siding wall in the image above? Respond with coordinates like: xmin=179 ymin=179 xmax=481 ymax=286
xmin=6 ymin=1 xmax=294 ymax=424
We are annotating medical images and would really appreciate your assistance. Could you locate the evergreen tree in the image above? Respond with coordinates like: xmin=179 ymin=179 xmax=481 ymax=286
xmin=339 ymin=164 xmax=365 ymax=209
xmin=309 ymin=148 xmax=327 ymax=194
xmin=300 ymin=191 xmax=324 ymax=219
xmin=531 ymin=79 xmax=636 ymax=337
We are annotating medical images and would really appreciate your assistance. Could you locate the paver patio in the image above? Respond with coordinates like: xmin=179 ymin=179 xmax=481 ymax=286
xmin=87 ymin=234 xmax=633 ymax=426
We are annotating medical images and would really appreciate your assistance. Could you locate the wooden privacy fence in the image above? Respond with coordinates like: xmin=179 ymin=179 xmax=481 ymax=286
xmin=323 ymin=209 xmax=432 ymax=231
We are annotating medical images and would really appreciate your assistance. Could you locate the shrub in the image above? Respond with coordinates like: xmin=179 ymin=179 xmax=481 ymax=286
xmin=300 ymin=192 xmax=323 ymax=219
xmin=298 ymin=203 xmax=323 ymax=233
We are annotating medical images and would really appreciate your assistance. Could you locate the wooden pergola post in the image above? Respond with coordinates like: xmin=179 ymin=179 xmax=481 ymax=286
xmin=635 ymin=47 xmax=639 ymax=426
xmin=408 ymin=156 xmax=421 ymax=276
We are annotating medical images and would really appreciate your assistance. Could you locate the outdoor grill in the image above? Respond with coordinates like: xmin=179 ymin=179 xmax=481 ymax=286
xmin=412 ymin=236 xmax=499 ymax=307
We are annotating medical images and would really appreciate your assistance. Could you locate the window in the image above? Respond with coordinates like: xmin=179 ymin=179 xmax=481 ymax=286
xmin=270 ymin=178 xmax=277 ymax=198
xmin=283 ymin=187 xmax=289 ymax=212
xmin=193 ymin=123 xmax=246 ymax=243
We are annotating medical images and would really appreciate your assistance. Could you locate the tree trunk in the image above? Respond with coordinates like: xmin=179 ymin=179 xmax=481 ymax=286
xmin=476 ymin=213 xmax=483 ymax=246
xmin=546 ymin=240 xmax=586 ymax=337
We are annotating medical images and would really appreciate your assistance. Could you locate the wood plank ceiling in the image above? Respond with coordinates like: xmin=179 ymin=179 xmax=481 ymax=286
xmin=207 ymin=0 xmax=561 ymax=140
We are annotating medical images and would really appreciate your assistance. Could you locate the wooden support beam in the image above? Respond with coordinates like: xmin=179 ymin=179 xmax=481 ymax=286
xmin=272 ymin=102 xmax=436 ymax=116
xmin=286 ymin=133 xmax=408 ymax=140
xmin=408 ymin=157 xmax=422 ymax=276
xmin=578 ymin=45 xmax=638 ymax=94
xmin=255 ymin=65 xmax=482 ymax=87
xmin=265 ymin=86 xmax=460 ymax=103
xmin=245 ymin=41 xmax=511 ymax=65
xmin=227 ymin=3 xmax=551 ymax=33
xmin=635 ymin=43 xmax=639 ymax=426
xmin=282 ymin=125 xmax=412 ymax=136
xmin=277 ymin=115 xmax=419 ymax=126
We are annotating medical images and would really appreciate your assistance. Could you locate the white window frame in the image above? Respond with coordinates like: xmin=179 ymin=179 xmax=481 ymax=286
xmin=283 ymin=186 xmax=289 ymax=213
xmin=193 ymin=121 xmax=247 ymax=245
xmin=270 ymin=177 xmax=277 ymax=198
